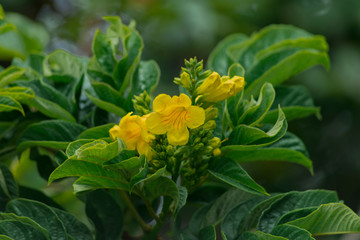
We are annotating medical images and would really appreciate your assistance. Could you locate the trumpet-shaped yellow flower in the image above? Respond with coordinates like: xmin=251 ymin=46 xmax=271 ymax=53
xmin=146 ymin=94 xmax=205 ymax=146
xmin=109 ymin=112 xmax=154 ymax=158
xmin=196 ymin=72 xmax=245 ymax=102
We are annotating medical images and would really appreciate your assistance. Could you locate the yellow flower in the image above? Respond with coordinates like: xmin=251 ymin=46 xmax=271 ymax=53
xmin=146 ymin=94 xmax=205 ymax=145
xmin=196 ymin=72 xmax=245 ymax=102
xmin=180 ymin=72 xmax=192 ymax=89
xmin=109 ymin=112 xmax=154 ymax=158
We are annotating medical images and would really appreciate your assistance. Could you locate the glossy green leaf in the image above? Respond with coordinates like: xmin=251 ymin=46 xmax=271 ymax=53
xmin=0 ymin=213 xmax=49 ymax=239
xmin=258 ymin=190 xmax=338 ymax=233
xmin=209 ymin=158 xmax=268 ymax=195
xmin=77 ymin=123 xmax=114 ymax=139
xmin=263 ymin=85 xmax=320 ymax=123
xmin=85 ymin=189 xmax=123 ymax=240
xmin=222 ymin=196 xmax=268 ymax=240
xmin=244 ymin=47 xmax=329 ymax=98
xmin=6 ymin=199 xmax=67 ymax=240
xmin=51 ymin=208 xmax=93 ymax=240
xmin=112 ymin=22 xmax=143 ymax=94
xmin=0 ymin=20 xmax=15 ymax=35
xmin=228 ymin=63 xmax=245 ymax=78
xmin=49 ymin=157 xmax=130 ymax=191
xmin=0 ymin=87 xmax=35 ymax=102
xmin=87 ymin=56 xmax=115 ymax=86
xmin=201 ymin=189 xmax=254 ymax=228
xmin=229 ymin=25 xmax=324 ymax=69
xmin=0 ymin=96 xmax=24 ymax=116
xmin=223 ymin=132 xmax=313 ymax=173
xmin=207 ymin=33 xmax=248 ymax=75
xmin=0 ymin=220 xmax=48 ymax=240
xmin=271 ymin=224 xmax=314 ymax=240
xmin=17 ymin=120 xmax=86 ymax=152
xmin=131 ymin=60 xmax=160 ymax=96
xmin=174 ymin=186 xmax=188 ymax=218
xmin=237 ymin=82 xmax=275 ymax=126
xmin=43 ymin=50 xmax=84 ymax=83
xmin=65 ymin=139 xmax=96 ymax=157
xmin=240 ymin=231 xmax=287 ymax=240
xmin=0 ymin=164 xmax=18 ymax=211
xmin=5 ymin=13 xmax=49 ymax=53
xmin=0 ymin=66 xmax=25 ymax=87
xmin=227 ymin=106 xmax=287 ymax=146
xmin=199 ymin=225 xmax=216 ymax=240
xmin=0 ymin=31 xmax=26 ymax=60
xmin=92 ymin=30 xmax=116 ymax=75
xmin=287 ymin=203 xmax=360 ymax=235
xmin=143 ymin=176 xmax=179 ymax=210
xmin=85 ymin=89 xmax=127 ymax=117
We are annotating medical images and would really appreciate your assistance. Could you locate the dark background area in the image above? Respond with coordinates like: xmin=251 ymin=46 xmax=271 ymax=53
xmin=1 ymin=0 xmax=360 ymax=212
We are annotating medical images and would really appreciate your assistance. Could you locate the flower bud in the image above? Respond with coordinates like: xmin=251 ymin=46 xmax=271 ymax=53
xmin=203 ymin=120 xmax=216 ymax=130
xmin=213 ymin=148 xmax=221 ymax=157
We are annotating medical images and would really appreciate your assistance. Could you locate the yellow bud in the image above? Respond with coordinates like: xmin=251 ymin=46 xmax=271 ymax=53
xmin=180 ymin=72 xmax=192 ymax=89
xmin=209 ymin=137 xmax=221 ymax=148
xmin=213 ymin=148 xmax=221 ymax=157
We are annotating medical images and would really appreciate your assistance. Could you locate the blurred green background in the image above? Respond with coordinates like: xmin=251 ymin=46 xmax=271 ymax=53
xmin=1 ymin=0 xmax=360 ymax=212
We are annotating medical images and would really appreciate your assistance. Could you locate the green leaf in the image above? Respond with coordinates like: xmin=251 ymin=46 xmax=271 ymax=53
xmin=143 ymin=177 xmax=179 ymax=210
xmin=112 ymin=22 xmax=143 ymax=94
xmin=85 ymin=189 xmax=123 ymax=240
xmin=0 ymin=87 xmax=35 ymax=102
xmin=131 ymin=60 xmax=160 ymax=96
xmin=77 ymin=123 xmax=114 ymax=139
xmin=229 ymin=25 xmax=324 ymax=69
xmin=286 ymin=203 xmax=360 ymax=235
xmin=0 ymin=31 xmax=26 ymax=60
xmin=258 ymin=190 xmax=338 ymax=233
xmin=6 ymin=199 xmax=67 ymax=240
xmin=207 ymin=33 xmax=248 ymax=75
xmin=0 ymin=20 xmax=15 ymax=35
xmin=0 ymin=220 xmax=48 ymax=240
xmin=0 ymin=66 xmax=25 ymax=87
xmin=223 ymin=132 xmax=313 ymax=174
xmin=65 ymin=139 xmax=96 ymax=157
xmin=85 ymin=89 xmax=127 ymax=117
xmin=14 ymin=80 xmax=75 ymax=122
xmin=263 ymin=85 xmax=320 ymax=123
xmin=240 ymin=231 xmax=288 ymax=240
xmin=199 ymin=225 xmax=216 ymax=240
xmin=222 ymin=196 xmax=268 ymax=240
xmin=5 ymin=13 xmax=49 ymax=53
xmin=228 ymin=63 xmax=245 ymax=78
xmin=49 ymin=158 xmax=130 ymax=191
xmin=92 ymin=30 xmax=117 ymax=75
xmin=201 ymin=189 xmax=254 ymax=228
xmin=244 ymin=47 xmax=329 ymax=98
xmin=237 ymin=82 xmax=275 ymax=126
xmin=227 ymin=106 xmax=287 ymax=146
xmin=0 ymin=96 xmax=24 ymax=116
xmin=0 ymin=164 xmax=18 ymax=210
xmin=43 ymin=50 xmax=85 ymax=102
xmin=17 ymin=120 xmax=86 ymax=152
xmin=271 ymin=224 xmax=314 ymax=240
xmin=87 ymin=56 xmax=115 ymax=87
xmin=209 ymin=158 xmax=268 ymax=196
xmin=0 ymin=213 xmax=49 ymax=239
xmin=174 ymin=186 xmax=188 ymax=218
xmin=51 ymin=208 xmax=93 ymax=240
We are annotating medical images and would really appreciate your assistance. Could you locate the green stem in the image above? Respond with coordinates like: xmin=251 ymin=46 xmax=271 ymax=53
xmin=136 ymin=187 xmax=161 ymax=223
xmin=120 ymin=191 xmax=152 ymax=232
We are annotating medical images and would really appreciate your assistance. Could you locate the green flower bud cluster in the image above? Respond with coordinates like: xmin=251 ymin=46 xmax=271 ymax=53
xmin=149 ymin=135 xmax=177 ymax=175
xmin=132 ymin=91 xmax=152 ymax=116
xmin=174 ymin=57 xmax=211 ymax=98
xmin=180 ymin=124 xmax=220 ymax=189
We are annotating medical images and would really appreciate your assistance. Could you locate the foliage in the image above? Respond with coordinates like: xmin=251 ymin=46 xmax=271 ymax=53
xmin=0 ymin=6 xmax=359 ymax=239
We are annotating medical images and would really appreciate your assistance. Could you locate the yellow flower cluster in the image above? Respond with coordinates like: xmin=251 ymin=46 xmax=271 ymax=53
xmin=109 ymin=71 xmax=245 ymax=158
xmin=196 ymin=72 xmax=245 ymax=102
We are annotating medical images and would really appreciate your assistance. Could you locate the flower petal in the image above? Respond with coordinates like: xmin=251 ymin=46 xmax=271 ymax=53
xmin=153 ymin=94 xmax=171 ymax=113
xmin=146 ymin=112 xmax=167 ymax=134
xmin=170 ymin=93 xmax=192 ymax=108
xmin=109 ymin=125 xmax=121 ymax=140
xmin=167 ymin=125 xmax=189 ymax=146
xmin=196 ymin=72 xmax=221 ymax=94
xmin=186 ymin=106 xmax=205 ymax=129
